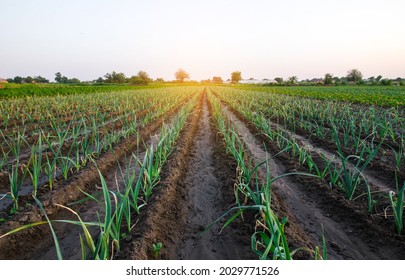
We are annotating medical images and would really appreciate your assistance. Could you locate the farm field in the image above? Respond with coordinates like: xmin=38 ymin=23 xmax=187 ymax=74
xmin=0 ymin=85 xmax=404 ymax=260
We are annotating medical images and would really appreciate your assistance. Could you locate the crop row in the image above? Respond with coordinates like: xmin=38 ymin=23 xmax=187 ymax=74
xmin=0 ymin=95 xmax=197 ymax=259
xmin=208 ymin=91 xmax=326 ymax=260
xmin=232 ymin=85 xmax=405 ymax=107
xmin=213 ymin=87 xmax=405 ymax=235
xmin=214 ymin=87 xmax=404 ymax=187
xmin=0 ymin=87 xmax=198 ymax=214
xmin=0 ymin=84 xmax=164 ymax=99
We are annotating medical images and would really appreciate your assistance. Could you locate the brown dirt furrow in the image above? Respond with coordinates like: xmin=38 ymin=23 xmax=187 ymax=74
xmin=119 ymin=91 xmax=255 ymax=260
xmin=218 ymin=96 xmax=405 ymax=260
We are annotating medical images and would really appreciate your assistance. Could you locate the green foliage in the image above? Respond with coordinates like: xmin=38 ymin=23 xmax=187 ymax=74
xmin=389 ymin=183 xmax=405 ymax=235
xmin=0 ymin=84 xmax=163 ymax=98
xmin=229 ymin=85 xmax=405 ymax=106
xmin=346 ymin=69 xmax=363 ymax=83
xmin=152 ymin=242 xmax=163 ymax=258
xmin=104 ymin=71 xmax=126 ymax=84
xmin=128 ymin=71 xmax=152 ymax=85
xmin=324 ymin=73 xmax=333 ymax=85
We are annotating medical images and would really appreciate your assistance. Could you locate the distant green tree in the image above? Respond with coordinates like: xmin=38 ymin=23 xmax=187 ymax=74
xmin=231 ymin=71 xmax=242 ymax=84
xmin=346 ymin=69 xmax=363 ymax=83
xmin=137 ymin=71 xmax=150 ymax=82
xmin=367 ymin=76 xmax=375 ymax=84
xmin=128 ymin=71 xmax=151 ymax=85
xmin=376 ymin=75 xmax=383 ymax=83
xmin=55 ymin=72 xmax=63 ymax=83
xmin=25 ymin=76 xmax=34 ymax=83
xmin=34 ymin=76 xmax=49 ymax=83
xmin=333 ymin=76 xmax=341 ymax=84
xmin=287 ymin=76 xmax=298 ymax=85
xmin=13 ymin=76 xmax=23 ymax=84
xmin=155 ymin=78 xmax=164 ymax=82
xmin=55 ymin=72 xmax=80 ymax=84
xmin=381 ymin=79 xmax=392 ymax=86
xmin=104 ymin=71 xmax=126 ymax=83
xmin=324 ymin=73 xmax=333 ymax=85
xmin=6 ymin=78 xmax=14 ymax=83
xmin=95 ymin=77 xmax=104 ymax=83
xmin=175 ymin=69 xmax=190 ymax=82
xmin=66 ymin=78 xmax=81 ymax=84
xmin=274 ymin=77 xmax=284 ymax=84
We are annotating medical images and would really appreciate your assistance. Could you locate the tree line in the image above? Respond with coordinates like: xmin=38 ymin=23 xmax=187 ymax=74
xmin=3 ymin=68 xmax=404 ymax=86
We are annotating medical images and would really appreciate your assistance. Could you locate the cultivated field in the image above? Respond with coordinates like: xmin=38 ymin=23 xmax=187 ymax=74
xmin=0 ymin=85 xmax=404 ymax=260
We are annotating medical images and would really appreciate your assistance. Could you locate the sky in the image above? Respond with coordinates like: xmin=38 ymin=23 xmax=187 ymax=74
xmin=1 ymin=0 xmax=404 ymax=81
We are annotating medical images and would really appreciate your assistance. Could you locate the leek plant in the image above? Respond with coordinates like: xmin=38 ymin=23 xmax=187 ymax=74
xmin=8 ymin=161 xmax=28 ymax=213
xmin=389 ymin=183 xmax=405 ymax=235
xmin=26 ymin=134 xmax=43 ymax=197
xmin=331 ymin=125 xmax=386 ymax=211
xmin=209 ymin=91 xmax=324 ymax=260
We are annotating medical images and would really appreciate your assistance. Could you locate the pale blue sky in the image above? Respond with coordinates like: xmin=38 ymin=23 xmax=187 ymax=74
xmin=1 ymin=0 xmax=404 ymax=81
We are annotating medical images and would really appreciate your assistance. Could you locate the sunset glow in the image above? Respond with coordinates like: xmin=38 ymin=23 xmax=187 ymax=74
xmin=1 ymin=0 xmax=404 ymax=81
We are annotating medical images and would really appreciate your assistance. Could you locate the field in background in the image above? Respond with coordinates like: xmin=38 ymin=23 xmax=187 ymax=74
xmin=0 ymin=85 xmax=404 ymax=260
xmin=233 ymin=85 xmax=405 ymax=106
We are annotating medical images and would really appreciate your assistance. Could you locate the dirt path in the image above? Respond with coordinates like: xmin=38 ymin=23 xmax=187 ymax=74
xmin=123 ymin=91 xmax=255 ymax=260
xmin=219 ymin=101 xmax=405 ymax=260
xmin=175 ymin=93 xmax=253 ymax=260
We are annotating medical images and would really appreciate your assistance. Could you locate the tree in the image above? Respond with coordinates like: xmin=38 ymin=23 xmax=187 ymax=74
xmin=287 ymin=76 xmax=298 ymax=85
xmin=34 ymin=76 xmax=49 ymax=83
xmin=128 ymin=71 xmax=151 ymax=85
xmin=95 ymin=77 xmax=104 ymax=83
xmin=376 ymin=75 xmax=383 ymax=83
xmin=104 ymin=71 xmax=126 ymax=83
xmin=324 ymin=73 xmax=333 ymax=85
xmin=212 ymin=76 xmax=223 ymax=84
xmin=231 ymin=71 xmax=242 ymax=84
xmin=381 ymin=79 xmax=392 ymax=86
xmin=55 ymin=72 xmax=70 ymax=83
xmin=274 ymin=77 xmax=284 ymax=84
xmin=13 ymin=76 xmax=23 ymax=84
xmin=25 ymin=76 xmax=34 ymax=83
xmin=67 ymin=78 xmax=81 ymax=84
xmin=175 ymin=69 xmax=189 ymax=82
xmin=155 ymin=78 xmax=164 ymax=82
xmin=55 ymin=72 xmax=80 ymax=84
xmin=55 ymin=72 xmax=63 ymax=83
xmin=368 ymin=76 xmax=375 ymax=83
xmin=346 ymin=69 xmax=363 ymax=83
xmin=137 ymin=71 xmax=150 ymax=83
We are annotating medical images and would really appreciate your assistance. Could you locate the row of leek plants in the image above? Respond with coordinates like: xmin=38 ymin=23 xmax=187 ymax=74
xmin=215 ymin=90 xmax=404 ymax=235
xmin=208 ymin=92 xmax=326 ymax=260
xmin=0 ymin=87 xmax=194 ymax=132
xmin=213 ymin=88 xmax=404 ymax=176
xmin=0 ymin=91 xmax=195 ymax=214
